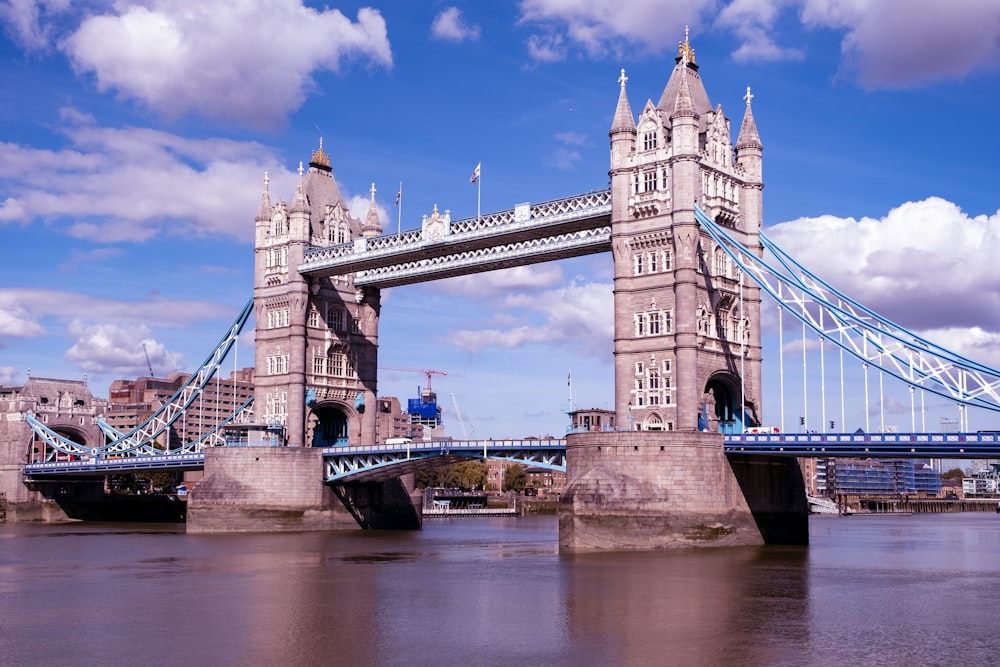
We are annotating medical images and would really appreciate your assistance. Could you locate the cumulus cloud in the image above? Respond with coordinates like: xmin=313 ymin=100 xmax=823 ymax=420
xmin=800 ymin=0 xmax=1000 ymax=87
xmin=519 ymin=0 xmax=712 ymax=59
xmin=435 ymin=264 xmax=566 ymax=297
xmin=518 ymin=0 xmax=1000 ymax=86
xmin=0 ymin=0 xmax=70 ymax=50
xmin=0 ymin=110 xmax=291 ymax=242
xmin=431 ymin=7 xmax=481 ymax=42
xmin=64 ymin=320 xmax=186 ymax=376
xmin=767 ymin=197 xmax=1000 ymax=362
xmin=0 ymin=366 xmax=18 ymax=385
xmin=446 ymin=280 xmax=612 ymax=357
xmin=59 ymin=1 xmax=392 ymax=129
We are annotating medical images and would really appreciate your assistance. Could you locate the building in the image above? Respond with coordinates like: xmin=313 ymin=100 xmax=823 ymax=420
xmin=104 ymin=368 xmax=254 ymax=448
xmin=568 ymin=408 xmax=616 ymax=432
xmin=828 ymin=459 xmax=942 ymax=498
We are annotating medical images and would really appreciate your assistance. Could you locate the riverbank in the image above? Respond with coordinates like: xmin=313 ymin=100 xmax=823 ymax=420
xmin=850 ymin=497 xmax=998 ymax=514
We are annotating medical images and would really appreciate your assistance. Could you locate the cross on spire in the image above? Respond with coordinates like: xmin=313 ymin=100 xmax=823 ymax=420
xmin=370 ymin=182 xmax=376 ymax=200
xmin=297 ymin=161 xmax=304 ymax=177
xmin=744 ymin=86 xmax=754 ymax=106
xmin=618 ymin=68 xmax=628 ymax=89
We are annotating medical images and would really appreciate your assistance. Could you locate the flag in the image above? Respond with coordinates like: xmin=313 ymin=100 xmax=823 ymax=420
xmin=470 ymin=162 xmax=480 ymax=184
xmin=567 ymin=371 xmax=571 ymax=387
xmin=394 ymin=187 xmax=400 ymax=206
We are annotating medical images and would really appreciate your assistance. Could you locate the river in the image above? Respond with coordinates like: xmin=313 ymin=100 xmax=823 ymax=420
xmin=1 ymin=513 xmax=998 ymax=666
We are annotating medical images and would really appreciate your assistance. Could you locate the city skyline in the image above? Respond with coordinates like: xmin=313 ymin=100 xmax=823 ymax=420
xmin=2 ymin=2 xmax=1000 ymax=438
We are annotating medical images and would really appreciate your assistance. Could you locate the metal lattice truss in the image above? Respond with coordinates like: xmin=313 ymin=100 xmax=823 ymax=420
xmin=695 ymin=205 xmax=1000 ymax=413
xmin=324 ymin=440 xmax=567 ymax=483
xmin=26 ymin=299 xmax=256 ymax=460
xmin=299 ymin=190 xmax=611 ymax=287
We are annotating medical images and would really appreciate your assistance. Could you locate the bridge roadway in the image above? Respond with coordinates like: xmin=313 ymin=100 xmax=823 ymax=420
xmin=21 ymin=432 xmax=1000 ymax=480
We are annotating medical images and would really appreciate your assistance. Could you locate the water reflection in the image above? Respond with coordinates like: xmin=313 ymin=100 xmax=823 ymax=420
xmin=1 ymin=515 xmax=999 ymax=666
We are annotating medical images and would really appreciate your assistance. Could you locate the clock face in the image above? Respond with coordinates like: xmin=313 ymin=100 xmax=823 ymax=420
xmin=428 ymin=221 xmax=443 ymax=240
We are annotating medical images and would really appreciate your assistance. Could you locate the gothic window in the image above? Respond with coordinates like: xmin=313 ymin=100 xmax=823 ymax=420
xmin=642 ymin=169 xmax=657 ymax=192
xmin=663 ymin=249 xmax=673 ymax=270
xmin=635 ymin=313 xmax=646 ymax=337
xmin=308 ymin=309 xmax=322 ymax=328
xmin=635 ymin=254 xmax=644 ymax=275
xmin=327 ymin=307 xmax=344 ymax=332
xmin=271 ymin=211 xmax=287 ymax=235
xmin=635 ymin=361 xmax=644 ymax=375
xmin=664 ymin=309 xmax=673 ymax=333
xmin=649 ymin=252 xmax=657 ymax=273
xmin=713 ymin=247 xmax=728 ymax=278
xmin=648 ymin=367 xmax=660 ymax=390
xmin=649 ymin=312 xmax=660 ymax=335
xmin=267 ymin=354 xmax=289 ymax=375
xmin=330 ymin=354 xmax=345 ymax=377
xmin=642 ymin=131 xmax=658 ymax=151
xmin=648 ymin=393 xmax=660 ymax=406
xmin=328 ymin=223 xmax=349 ymax=245
xmin=662 ymin=359 xmax=671 ymax=374
xmin=352 ymin=317 xmax=361 ymax=334
xmin=312 ymin=356 xmax=325 ymax=375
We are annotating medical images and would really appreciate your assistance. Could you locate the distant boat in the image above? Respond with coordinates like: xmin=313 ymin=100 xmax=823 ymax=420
xmin=807 ymin=495 xmax=849 ymax=515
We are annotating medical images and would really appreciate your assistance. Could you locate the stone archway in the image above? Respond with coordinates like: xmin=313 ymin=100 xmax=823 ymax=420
xmin=704 ymin=373 xmax=747 ymax=434
xmin=309 ymin=403 xmax=350 ymax=447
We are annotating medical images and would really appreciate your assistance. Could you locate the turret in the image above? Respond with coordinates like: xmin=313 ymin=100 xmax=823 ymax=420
xmin=362 ymin=182 xmax=383 ymax=238
xmin=736 ymin=86 xmax=764 ymax=234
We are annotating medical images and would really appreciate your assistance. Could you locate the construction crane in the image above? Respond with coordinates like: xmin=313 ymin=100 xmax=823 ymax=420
xmin=381 ymin=366 xmax=448 ymax=391
xmin=141 ymin=343 xmax=155 ymax=377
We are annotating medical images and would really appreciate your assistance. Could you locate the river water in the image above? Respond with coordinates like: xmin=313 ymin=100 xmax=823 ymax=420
xmin=1 ymin=513 xmax=998 ymax=666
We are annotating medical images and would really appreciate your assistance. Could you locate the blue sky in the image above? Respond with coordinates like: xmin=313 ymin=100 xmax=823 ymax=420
xmin=2 ymin=1 xmax=1000 ymax=440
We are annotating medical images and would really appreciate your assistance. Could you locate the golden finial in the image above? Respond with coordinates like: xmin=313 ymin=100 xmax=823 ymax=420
xmin=678 ymin=25 xmax=696 ymax=64
xmin=310 ymin=137 xmax=330 ymax=168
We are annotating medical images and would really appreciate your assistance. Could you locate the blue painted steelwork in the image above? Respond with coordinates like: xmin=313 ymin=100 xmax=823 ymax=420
xmin=695 ymin=206 xmax=1000 ymax=414
xmin=25 ymin=299 xmax=255 ymax=460
xmin=323 ymin=439 xmax=566 ymax=483
xmin=723 ymin=431 xmax=1000 ymax=458
xmin=23 ymin=453 xmax=205 ymax=477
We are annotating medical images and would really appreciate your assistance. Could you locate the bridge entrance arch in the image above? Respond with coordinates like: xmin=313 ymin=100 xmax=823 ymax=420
xmin=308 ymin=402 xmax=352 ymax=447
xmin=704 ymin=372 xmax=757 ymax=434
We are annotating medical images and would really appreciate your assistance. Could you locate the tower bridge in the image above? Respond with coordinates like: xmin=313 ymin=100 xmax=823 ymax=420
xmin=8 ymin=33 xmax=1000 ymax=548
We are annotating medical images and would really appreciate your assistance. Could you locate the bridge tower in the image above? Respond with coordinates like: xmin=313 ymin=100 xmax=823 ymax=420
xmin=253 ymin=142 xmax=381 ymax=447
xmin=561 ymin=32 xmax=806 ymax=550
xmin=610 ymin=34 xmax=764 ymax=433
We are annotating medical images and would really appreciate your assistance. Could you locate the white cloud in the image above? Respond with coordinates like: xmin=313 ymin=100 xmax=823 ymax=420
xmin=519 ymin=0 xmax=713 ymax=59
xmin=800 ymin=0 xmax=1000 ymax=87
xmin=434 ymin=264 xmax=566 ymax=298
xmin=60 ymin=1 xmax=392 ymax=129
xmin=0 ymin=111 xmax=290 ymax=242
xmin=64 ymin=320 xmax=186 ymax=376
xmin=0 ymin=366 xmax=18 ymax=385
xmin=431 ymin=7 xmax=481 ymax=42
xmin=767 ymin=197 xmax=1000 ymax=363
xmin=0 ymin=296 xmax=46 ymax=339
xmin=446 ymin=280 xmax=613 ymax=357
xmin=0 ymin=0 xmax=71 ymax=50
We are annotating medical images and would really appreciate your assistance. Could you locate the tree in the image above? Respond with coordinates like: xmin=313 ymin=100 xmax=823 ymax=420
xmin=415 ymin=460 xmax=487 ymax=491
xmin=940 ymin=468 xmax=965 ymax=480
xmin=503 ymin=464 xmax=528 ymax=492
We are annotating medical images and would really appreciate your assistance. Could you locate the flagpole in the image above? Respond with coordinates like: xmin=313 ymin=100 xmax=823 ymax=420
xmin=396 ymin=181 xmax=402 ymax=235
xmin=477 ymin=164 xmax=481 ymax=222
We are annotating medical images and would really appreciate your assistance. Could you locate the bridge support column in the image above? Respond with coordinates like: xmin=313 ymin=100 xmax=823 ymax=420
xmin=559 ymin=431 xmax=808 ymax=551
xmin=187 ymin=448 xmax=421 ymax=533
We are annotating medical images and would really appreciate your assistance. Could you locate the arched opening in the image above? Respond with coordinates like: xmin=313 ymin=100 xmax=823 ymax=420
xmin=644 ymin=413 xmax=664 ymax=431
xmin=310 ymin=404 xmax=349 ymax=447
xmin=704 ymin=373 xmax=751 ymax=434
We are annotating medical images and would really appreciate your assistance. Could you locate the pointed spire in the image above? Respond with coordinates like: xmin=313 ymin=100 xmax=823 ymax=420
xmin=255 ymin=171 xmax=272 ymax=222
xmin=610 ymin=68 xmax=636 ymax=133
xmin=671 ymin=61 xmax=696 ymax=119
xmin=736 ymin=86 xmax=762 ymax=150
xmin=290 ymin=161 xmax=309 ymax=214
xmin=362 ymin=181 xmax=382 ymax=237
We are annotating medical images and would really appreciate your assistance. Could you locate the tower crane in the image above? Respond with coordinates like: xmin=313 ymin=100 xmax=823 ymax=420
xmin=141 ymin=343 xmax=155 ymax=377
xmin=381 ymin=366 xmax=448 ymax=391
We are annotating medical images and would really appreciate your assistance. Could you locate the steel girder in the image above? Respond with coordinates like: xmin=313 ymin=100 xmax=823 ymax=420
xmin=323 ymin=440 xmax=567 ymax=483
xmin=25 ymin=298 xmax=255 ymax=460
xmin=695 ymin=206 xmax=1000 ymax=413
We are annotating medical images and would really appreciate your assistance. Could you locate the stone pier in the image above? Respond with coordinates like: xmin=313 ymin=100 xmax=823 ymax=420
xmin=187 ymin=447 xmax=421 ymax=533
xmin=559 ymin=431 xmax=808 ymax=550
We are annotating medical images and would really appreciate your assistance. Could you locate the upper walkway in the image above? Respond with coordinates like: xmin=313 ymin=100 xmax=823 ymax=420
xmin=298 ymin=190 xmax=611 ymax=287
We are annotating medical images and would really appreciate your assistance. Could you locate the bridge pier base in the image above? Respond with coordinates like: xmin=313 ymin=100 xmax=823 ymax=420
xmin=187 ymin=447 xmax=421 ymax=533
xmin=559 ymin=432 xmax=808 ymax=551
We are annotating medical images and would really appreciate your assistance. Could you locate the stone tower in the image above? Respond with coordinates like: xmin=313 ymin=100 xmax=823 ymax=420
xmin=609 ymin=32 xmax=764 ymax=434
xmin=253 ymin=142 xmax=381 ymax=447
